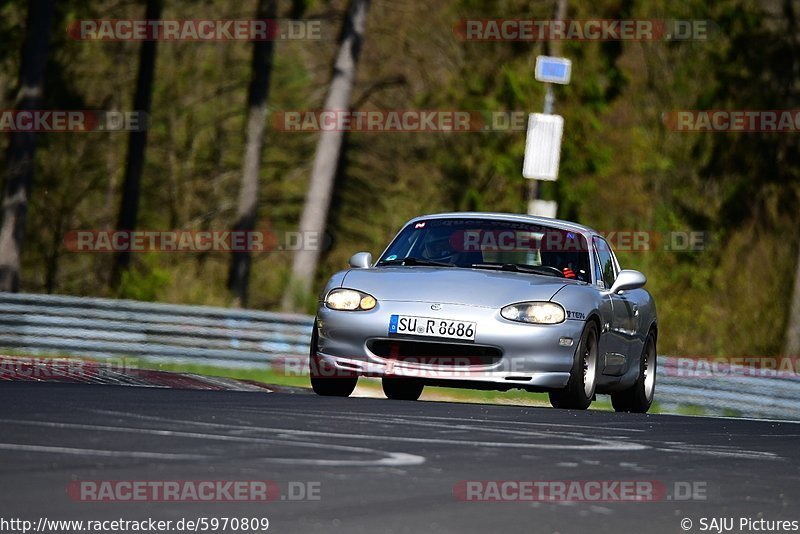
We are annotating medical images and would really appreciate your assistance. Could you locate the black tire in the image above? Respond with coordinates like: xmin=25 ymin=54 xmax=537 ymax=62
xmin=549 ymin=322 xmax=599 ymax=410
xmin=382 ymin=377 xmax=424 ymax=401
xmin=309 ymin=321 xmax=357 ymax=397
xmin=611 ymin=332 xmax=656 ymax=413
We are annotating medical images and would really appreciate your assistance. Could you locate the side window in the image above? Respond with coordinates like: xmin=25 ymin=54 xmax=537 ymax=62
xmin=593 ymin=250 xmax=604 ymax=288
xmin=593 ymin=237 xmax=617 ymax=290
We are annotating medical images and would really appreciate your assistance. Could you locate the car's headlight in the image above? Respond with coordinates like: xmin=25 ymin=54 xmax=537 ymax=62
xmin=501 ymin=302 xmax=565 ymax=324
xmin=326 ymin=288 xmax=377 ymax=311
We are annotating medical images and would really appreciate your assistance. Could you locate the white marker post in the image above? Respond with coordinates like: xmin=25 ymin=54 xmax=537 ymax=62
xmin=524 ymin=55 xmax=571 ymax=217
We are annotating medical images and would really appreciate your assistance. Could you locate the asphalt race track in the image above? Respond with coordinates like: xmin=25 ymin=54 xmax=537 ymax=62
xmin=1 ymin=382 xmax=798 ymax=534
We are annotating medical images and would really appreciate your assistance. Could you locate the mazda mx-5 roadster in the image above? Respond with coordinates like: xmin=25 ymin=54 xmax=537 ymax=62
xmin=310 ymin=212 xmax=658 ymax=412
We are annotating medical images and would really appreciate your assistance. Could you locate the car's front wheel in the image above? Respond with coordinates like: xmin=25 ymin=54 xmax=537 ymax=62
xmin=611 ymin=331 xmax=656 ymax=413
xmin=549 ymin=321 xmax=598 ymax=410
xmin=309 ymin=321 xmax=357 ymax=397
xmin=382 ymin=377 xmax=424 ymax=401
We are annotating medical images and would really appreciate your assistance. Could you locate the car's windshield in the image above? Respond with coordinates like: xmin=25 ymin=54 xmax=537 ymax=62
xmin=377 ymin=218 xmax=591 ymax=282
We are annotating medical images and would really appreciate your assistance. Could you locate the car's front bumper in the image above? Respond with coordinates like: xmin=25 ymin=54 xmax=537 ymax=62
xmin=315 ymin=300 xmax=585 ymax=391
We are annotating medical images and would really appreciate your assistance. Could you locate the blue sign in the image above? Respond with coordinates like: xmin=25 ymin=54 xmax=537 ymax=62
xmin=535 ymin=56 xmax=572 ymax=85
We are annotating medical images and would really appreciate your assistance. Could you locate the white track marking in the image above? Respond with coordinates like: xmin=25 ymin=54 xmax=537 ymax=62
xmin=654 ymin=445 xmax=781 ymax=460
xmin=0 ymin=418 xmax=425 ymax=467
xmin=0 ymin=442 xmax=208 ymax=460
xmin=648 ymin=412 xmax=800 ymax=425
xmin=241 ymin=408 xmax=648 ymax=433
xmin=246 ymin=409 xmax=785 ymax=460
xmin=265 ymin=452 xmax=425 ymax=467
xmin=74 ymin=410 xmax=647 ymax=451
xmin=85 ymin=408 xmax=784 ymax=460
xmin=236 ymin=428 xmax=648 ymax=451
xmin=252 ymin=409 xmax=644 ymax=439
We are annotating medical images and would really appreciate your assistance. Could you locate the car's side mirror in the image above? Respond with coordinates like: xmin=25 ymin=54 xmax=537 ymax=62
xmin=348 ymin=252 xmax=372 ymax=269
xmin=609 ymin=269 xmax=646 ymax=294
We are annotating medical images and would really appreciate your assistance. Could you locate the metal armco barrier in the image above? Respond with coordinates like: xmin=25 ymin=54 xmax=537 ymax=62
xmin=656 ymin=357 xmax=800 ymax=420
xmin=1 ymin=292 xmax=797 ymax=419
xmin=0 ymin=292 xmax=312 ymax=368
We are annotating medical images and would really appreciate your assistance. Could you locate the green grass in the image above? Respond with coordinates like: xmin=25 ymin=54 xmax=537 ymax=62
xmin=145 ymin=358 xmax=618 ymax=409
xmin=144 ymin=360 xmax=315 ymax=389
xmin=2 ymin=351 xmax=709 ymax=415
xmin=673 ymin=404 xmax=707 ymax=416
xmin=4 ymin=351 xmax=618 ymax=409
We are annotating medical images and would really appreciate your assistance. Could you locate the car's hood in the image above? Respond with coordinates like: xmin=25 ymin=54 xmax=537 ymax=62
xmin=340 ymin=267 xmax=567 ymax=308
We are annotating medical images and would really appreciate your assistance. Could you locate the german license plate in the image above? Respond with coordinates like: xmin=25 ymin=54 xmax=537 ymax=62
xmin=388 ymin=315 xmax=476 ymax=341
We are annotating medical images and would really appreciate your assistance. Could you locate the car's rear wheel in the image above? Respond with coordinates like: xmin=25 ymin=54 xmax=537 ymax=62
xmin=549 ymin=321 xmax=598 ymax=410
xmin=611 ymin=331 xmax=656 ymax=413
xmin=382 ymin=377 xmax=424 ymax=401
xmin=309 ymin=321 xmax=357 ymax=397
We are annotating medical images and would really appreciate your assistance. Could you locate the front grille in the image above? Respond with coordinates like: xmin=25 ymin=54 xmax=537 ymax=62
xmin=367 ymin=339 xmax=502 ymax=366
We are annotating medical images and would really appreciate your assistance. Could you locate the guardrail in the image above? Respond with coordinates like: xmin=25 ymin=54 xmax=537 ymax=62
xmin=0 ymin=292 xmax=797 ymax=419
xmin=0 ymin=292 xmax=312 ymax=369
xmin=657 ymin=358 xmax=800 ymax=420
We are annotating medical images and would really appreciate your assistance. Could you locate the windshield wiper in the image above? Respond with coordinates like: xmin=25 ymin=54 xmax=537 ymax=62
xmin=377 ymin=257 xmax=455 ymax=267
xmin=470 ymin=263 xmax=564 ymax=278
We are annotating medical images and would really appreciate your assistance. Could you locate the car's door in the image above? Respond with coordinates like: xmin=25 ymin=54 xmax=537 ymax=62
xmin=592 ymin=237 xmax=634 ymax=376
xmin=606 ymin=242 xmax=649 ymax=363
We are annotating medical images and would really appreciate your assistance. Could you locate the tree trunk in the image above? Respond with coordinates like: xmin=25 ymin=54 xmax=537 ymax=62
xmin=282 ymin=0 xmax=370 ymax=311
xmin=550 ymin=0 xmax=568 ymax=56
xmin=0 ymin=0 xmax=56 ymax=292
xmin=228 ymin=0 xmax=278 ymax=308
xmin=786 ymin=243 xmax=800 ymax=356
xmin=110 ymin=0 xmax=162 ymax=288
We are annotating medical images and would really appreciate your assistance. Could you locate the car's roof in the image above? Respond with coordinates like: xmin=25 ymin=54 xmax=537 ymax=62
xmin=407 ymin=212 xmax=598 ymax=236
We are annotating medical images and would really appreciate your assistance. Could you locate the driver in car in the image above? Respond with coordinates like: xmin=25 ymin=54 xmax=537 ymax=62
xmin=422 ymin=232 xmax=458 ymax=263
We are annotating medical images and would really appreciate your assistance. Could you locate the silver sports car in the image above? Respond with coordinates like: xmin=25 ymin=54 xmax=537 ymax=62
xmin=311 ymin=212 xmax=658 ymax=412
